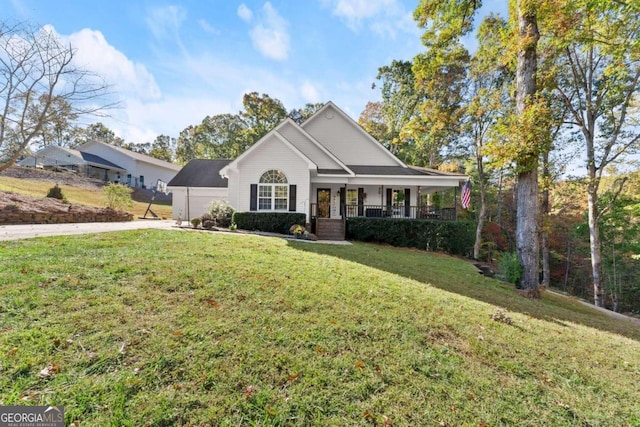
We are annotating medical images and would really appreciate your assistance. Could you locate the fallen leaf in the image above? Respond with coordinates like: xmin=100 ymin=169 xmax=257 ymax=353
xmin=39 ymin=363 xmax=60 ymax=378
xmin=172 ymin=330 xmax=183 ymax=336
xmin=7 ymin=347 xmax=18 ymax=356
xmin=355 ymin=360 xmax=366 ymax=369
xmin=362 ymin=410 xmax=374 ymax=421
xmin=382 ymin=415 xmax=393 ymax=425
xmin=265 ymin=406 xmax=276 ymax=416
xmin=286 ymin=372 xmax=300 ymax=383
xmin=203 ymin=298 xmax=220 ymax=308
xmin=244 ymin=385 xmax=257 ymax=398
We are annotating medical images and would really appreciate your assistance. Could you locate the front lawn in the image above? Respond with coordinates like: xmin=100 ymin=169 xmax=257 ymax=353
xmin=1 ymin=230 xmax=638 ymax=425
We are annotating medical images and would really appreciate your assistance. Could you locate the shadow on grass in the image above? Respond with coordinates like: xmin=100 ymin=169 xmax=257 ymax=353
xmin=288 ymin=240 xmax=640 ymax=342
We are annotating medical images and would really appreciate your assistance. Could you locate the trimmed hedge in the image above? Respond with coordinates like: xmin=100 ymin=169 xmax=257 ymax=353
xmin=233 ymin=212 xmax=306 ymax=234
xmin=346 ymin=217 xmax=475 ymax=256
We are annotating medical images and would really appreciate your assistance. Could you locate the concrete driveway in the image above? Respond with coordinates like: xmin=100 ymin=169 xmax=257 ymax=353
xmin=0 ymin=220 xmax=177 ymax=241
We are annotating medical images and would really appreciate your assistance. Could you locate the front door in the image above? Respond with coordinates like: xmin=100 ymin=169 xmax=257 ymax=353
xmin=317 ymin=188 xmax=331 ymax=218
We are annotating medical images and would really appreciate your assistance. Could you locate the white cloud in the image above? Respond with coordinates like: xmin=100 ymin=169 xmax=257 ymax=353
xmin=245 ymin=2 xmax=290 ymax=61
xmin=322 ymin=0 xmax=416 ymax=38
xmin=198 ymin=19 xmax=220 ymax=35
xmin=237 ymin=4 xmax=253 ymax=23
xmin=300 ymin=81 xmax=321 ymax=103
xmin=62 ymin=27 xmax=161 ymax=102
xmin=145 ymin=5 xmax=187 ymax=40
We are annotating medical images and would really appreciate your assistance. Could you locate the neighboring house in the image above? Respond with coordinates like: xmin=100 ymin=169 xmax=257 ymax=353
xmin=173 ymin=101 xmax=468 ymax=239
xmin=18 ymin=145 xmax=126 ymax=180
xmin=19 ymin=141 xmax=181 ymax=189
xmin=79 ymin=141 xmax=181 ymax=189
xmin=167 ymin=159 xmax=231 ymax=220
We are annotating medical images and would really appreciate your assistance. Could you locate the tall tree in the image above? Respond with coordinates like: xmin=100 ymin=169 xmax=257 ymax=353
xmin=545 ymin=0 xmax=640 ymax=307
xmin=240 ymin=92 xmax=287 ymax=146
xmin=74 ymin=122 xmax=124 ymax=147
xmin=465 ymin=14 xmax=513 ymax=260
xmin=415 ymin=0 xmax=544 ymax=292
xmin=410 ymin=43 xmax=469 ymax=167
xmin=148 ymin=135 xmax=175 ymax=162
xmin=0 ymin=21 xmax=113 ymax=171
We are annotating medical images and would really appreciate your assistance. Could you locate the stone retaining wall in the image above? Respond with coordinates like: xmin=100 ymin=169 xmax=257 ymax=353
xmin=0 ymin=207 xmax=132 ymax=224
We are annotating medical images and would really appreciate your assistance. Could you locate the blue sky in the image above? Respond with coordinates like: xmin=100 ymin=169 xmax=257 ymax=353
xmin=4 ymin=0 xmax=507 ymax=145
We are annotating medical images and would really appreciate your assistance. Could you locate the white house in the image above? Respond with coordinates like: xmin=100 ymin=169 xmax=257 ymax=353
xmin=171 ymin=101 xmax=468 ymax=239
xmin=167 ymin=159 xmax=231 ymax=220
xmin=17 ymin=145 xmax=127 ymax=180
xmin=79 ymin=141 xmax=181 ymax=189
xmin=20 ymin=142 xmax=181 ymax=189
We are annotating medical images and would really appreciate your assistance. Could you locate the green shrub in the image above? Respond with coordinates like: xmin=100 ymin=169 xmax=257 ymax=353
xmin=103 ymin=183 xmax=133 ymax=211
xmin=233 ymin=212 xmax=306 ymax=234
xmin=46 ymin=184 xmax=64 ymax=200
xmin=208 ymin=200 xmax=234 ymax=228
xmin=499 ymin=252 xmax=522 ymax=286
xmin=346 ymin=217 xmax=475 ymax=256
xmin=191 ymin=217 xmax=201 ymax=228
xmin=202 ymin=220 xmax=215 ymax=229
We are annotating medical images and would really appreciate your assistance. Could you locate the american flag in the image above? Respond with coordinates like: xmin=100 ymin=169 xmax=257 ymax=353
xmin=461 ymin=180 xmax=471 ymax=209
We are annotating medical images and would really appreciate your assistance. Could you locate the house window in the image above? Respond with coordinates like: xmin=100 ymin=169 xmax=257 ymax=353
xmin=393 ymin=189 xmax=405 ymax=207
xmin=346 ymin=188 xmax=358 ymax=216
xmin=258 ymin=170 xmax=288 ymax=211
xmin=140 ymin=175 xmax=145 ymax=188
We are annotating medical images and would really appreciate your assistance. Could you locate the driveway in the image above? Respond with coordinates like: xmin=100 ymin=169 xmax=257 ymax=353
xmin=0 ymin=220 xmax=176 ymax=241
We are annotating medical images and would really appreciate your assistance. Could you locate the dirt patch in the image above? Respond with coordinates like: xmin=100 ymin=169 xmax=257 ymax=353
xmin=0 ymin=166 xmax=133 ymax=224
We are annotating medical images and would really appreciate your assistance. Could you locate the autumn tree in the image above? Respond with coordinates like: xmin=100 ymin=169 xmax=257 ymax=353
xmin=415 ymin=0 xmax=544 ymax=292
xmin=464 ymin=14 xmax=513 ymax=260
xmin=0 ymin=21 xmax=113 ymax=171
xmin=543 ymin=0 xmax=640 ymax=307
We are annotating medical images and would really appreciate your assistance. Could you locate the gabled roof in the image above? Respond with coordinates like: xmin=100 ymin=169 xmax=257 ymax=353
xmin=80 ymin=152 xmax=125 ymax=170
xmin=220 ymin=128 xmax=317 ymax=177
xmin=168 ymin=159 xmax=231 ymax=187
xmin=79 ymin=141 xmax=181 ymax=171
xmin=301 ymin=101 xmax=406 ymax=168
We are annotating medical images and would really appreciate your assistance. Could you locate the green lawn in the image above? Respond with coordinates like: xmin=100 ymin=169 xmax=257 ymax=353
xmin=1 ymin=230 xmax=639 ymax=426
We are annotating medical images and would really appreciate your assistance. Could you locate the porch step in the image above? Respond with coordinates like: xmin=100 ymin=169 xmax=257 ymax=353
xmin=316 ymin=218 xmax=345 ymax=240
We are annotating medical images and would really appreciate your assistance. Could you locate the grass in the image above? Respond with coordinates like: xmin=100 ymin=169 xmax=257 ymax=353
xmin=1 ymin=230 xmax=639 ymax=426
xmin=0 ymin=176 xmax=172 ymax=219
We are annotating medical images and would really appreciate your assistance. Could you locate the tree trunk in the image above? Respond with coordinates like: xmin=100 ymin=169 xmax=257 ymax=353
xmin=517 ymin=169 xmax=540 ymax=289
xmin=541 ymin=153 xmax=550 ymax=288
xmin=587 ymin=189 xmax=604 ymax=307
xmin=473 ymin=154 xmax=487 ymax=260
xmin=515 ymin=1 xmax=540 ymax=292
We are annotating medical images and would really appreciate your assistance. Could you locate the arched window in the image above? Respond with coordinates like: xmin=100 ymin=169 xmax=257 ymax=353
xmin=258 ymin=170 xmax=288 ymax=210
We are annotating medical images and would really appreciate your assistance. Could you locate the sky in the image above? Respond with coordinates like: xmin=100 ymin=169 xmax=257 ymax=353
xmin=4 ymin=0 xmax=507 ymax=145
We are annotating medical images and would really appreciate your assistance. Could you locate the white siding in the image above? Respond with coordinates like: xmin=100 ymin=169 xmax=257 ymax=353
xmin=170 ymin=187 xmax=229 ymax=220
xmin=81 ymin=143 xmax=178 ymax=188
xmin=303 ymin=105 xmax=399 ymax=166
xmin=233 ymin=135 xmax=310 ymax=216
xmin=18 ymin=146 xmax=83 ymax=168
xmin=277 ymin=123 xmax=343 ymax=170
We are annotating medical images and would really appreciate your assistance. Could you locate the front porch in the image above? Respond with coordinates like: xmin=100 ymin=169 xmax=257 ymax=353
xmin=310 ymin=202 xmax=457 ymax=240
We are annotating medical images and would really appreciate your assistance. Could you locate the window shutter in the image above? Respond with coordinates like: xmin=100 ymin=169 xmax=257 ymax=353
xmin=357 ymin=187 xmax=364 ymax=216
xmin=386 ymin=188 xmax=392 ymax=216
xmin=250 ymin=184 xmax=257 ymax=211
xmin=289 ymin=184 xmax=296 ymax=212
xmin=404 ymin=188 xmax=411 ymax=217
